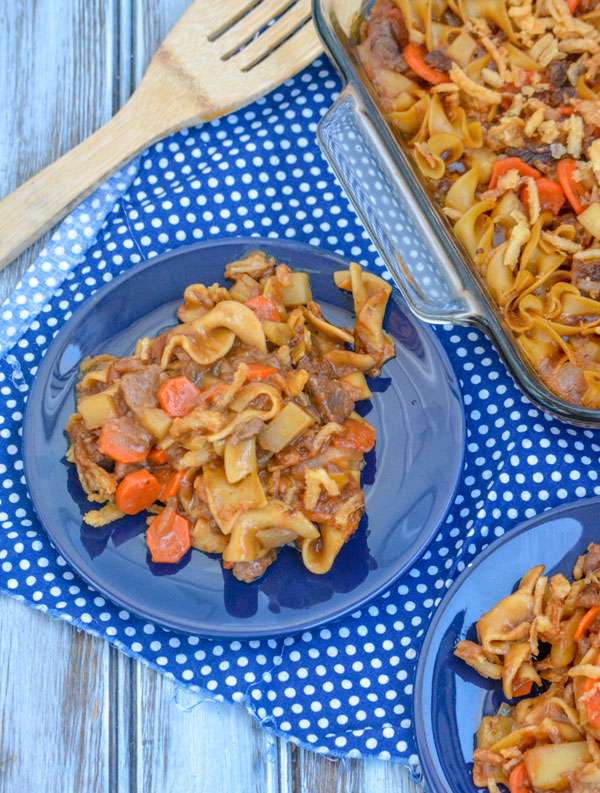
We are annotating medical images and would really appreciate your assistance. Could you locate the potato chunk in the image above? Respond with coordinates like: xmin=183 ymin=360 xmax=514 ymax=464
xmin=524 ymin=742 xmax=592 ymax=791
xmin=259 ymin=402 xmax=316 ymax=453
xmin=78 ymin=389 xmax=119 ymax=429
xmin=280 ymin=272 xmax=312 ymax=306
xmin=140 ymin=407 xmax=172 ymax=440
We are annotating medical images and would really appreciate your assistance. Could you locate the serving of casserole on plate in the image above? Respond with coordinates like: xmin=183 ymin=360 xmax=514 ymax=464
xmin=65 ymin=249 xmax=395 ymax=583
xmin=415 ymin=498 xmax=600 ymax=793
xmin=316 ymin=0 xmax=600 ymax=426
xmin=23 ymin=238 xmax=465 ymax=636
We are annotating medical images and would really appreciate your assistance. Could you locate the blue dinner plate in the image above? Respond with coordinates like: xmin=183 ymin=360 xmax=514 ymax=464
xmin=415 ymin=497 xmax=600 ymax=793
xmin=23 ymin=237 xmax=465 ymax=637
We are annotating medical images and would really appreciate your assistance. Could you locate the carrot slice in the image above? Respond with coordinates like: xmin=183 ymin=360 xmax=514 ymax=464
xmin=489 ymin=157 xmax=540 ymax=189
xmin=583 ymin=676 xmax=600 ymax=729
xmin=198 ymin=382 xmax=226 ymax=402
xmin=157 ymin=376 xmax=202 ymax=418
xmin=147 ymin=506 xmax=191 ymax=563
xmin=557 ymin=158 xmax=586 ymax=214
xmin=574 ymin=606 xmax=600 ymax=642
xmin=333 ymin=418 xmax=376 ymax=453
xmin=520 ymin=178 xmax=565 ymax=216
xmin=98 ymin=419 xmax=150 ymax=464
xmin=403 ymin=43 xmax=449 ymax=85
xmin=246 ymin=363 xmax=278 ymax=381
xmin=245 ymin=295 xmax=281 ymax=322
xmin=582 ymin=650 xmax=600 ymax=729
xmin=160 ymin=470 xmax=186 ymax=501
xmin=509 ymin=761 xmax=531 ymax=793
xmin=115 ymin=469 xmax=162 ymax=515
xmin=567 ymin=0 xmax=579 ymax=12
xmin=559 ymin=105 xmax=574 ymax=116
xmin=147 ymin=448 xmax=169 ymax=465
xmin=512 ymin=679 xmax=533 ymax=698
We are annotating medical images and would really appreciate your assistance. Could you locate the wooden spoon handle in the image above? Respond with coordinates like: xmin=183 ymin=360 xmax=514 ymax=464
xmin=0 ymin=98 xmax=164 ymax=271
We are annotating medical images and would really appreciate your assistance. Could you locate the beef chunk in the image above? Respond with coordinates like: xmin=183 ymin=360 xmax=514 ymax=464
xmin=224 ymin=250 xmax=274 ymax=281
xmin=231 ymin=551 xmax=277 ymax=583
xmin=575 ymin=582 xmax=600 ymax=610
xmin=424 ymin=49 xmax=451 ymax=72
xmin=305 ymin=374 xmax=355 ymax=424
xmin=556 ymin=213 xmax=591 ymax=247
xmin=364 ymin=0 xmax=409 ymax=70
xmin=540 ymin=61 xmax=577 ymax=106
xmin=583 ymin=543 xmax=600 ymax=576
xmin=548 ymin=60 xmax=569 ymax=88
xmin=106 ymin=356 xmax=145 ymax=385
xmin=144 ymin=331 xmax=169 ymax=365
xmin=579 ymin=0 xmax=600 ymax=13
xmin=503 ymin=145 xmax=555 ymax=175
xmin=230 ymin=417 xmax=265 ymax=446
xmin=572 ymin=258 xmax=600 ymax=298
xmin=297 ymin=355 xmax=354 ymax=379
xmin=120 ymin=365 xmax=162 ymax=414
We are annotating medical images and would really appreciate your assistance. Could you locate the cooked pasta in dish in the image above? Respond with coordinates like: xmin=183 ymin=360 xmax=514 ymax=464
xmin=455 ymin=543 xmax=600 ymax=792
xmin=359 ymin=0 xmax=600 ymax=407
xmin=65 ymin=251 xmax=395 ymax=582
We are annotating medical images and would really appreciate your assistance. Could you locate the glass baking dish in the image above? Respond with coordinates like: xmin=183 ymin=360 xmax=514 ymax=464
xmin=313 ymin=0 xmax=600 ymax=428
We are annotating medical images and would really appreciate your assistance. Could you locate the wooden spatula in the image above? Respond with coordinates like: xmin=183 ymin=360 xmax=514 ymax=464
xmin=0 ymin=0 xmax=322 ymax=271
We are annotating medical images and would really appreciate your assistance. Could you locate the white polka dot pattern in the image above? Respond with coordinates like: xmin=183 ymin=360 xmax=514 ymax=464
xmin=1 ymin=58 xmax=600 ymax=771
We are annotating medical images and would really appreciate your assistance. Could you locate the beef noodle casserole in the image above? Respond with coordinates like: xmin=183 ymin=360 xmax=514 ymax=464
xmin=359 ymin=0 xmax=600 ymax=407
xmin=65 ymin=252 xmax=395 ymax=582
xmin=455 ymin=544 xmax=600 ymax=792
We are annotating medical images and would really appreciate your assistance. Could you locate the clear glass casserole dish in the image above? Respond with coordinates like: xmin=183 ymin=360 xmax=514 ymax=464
xmin=313 ymin=0 xmax=600 ymax=428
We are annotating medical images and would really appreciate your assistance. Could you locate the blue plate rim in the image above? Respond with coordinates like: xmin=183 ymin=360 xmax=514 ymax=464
xmin=22 ymin=236 xmax=466 ymax=637
xmin=413 ymin=495 xmax=600 ymax=793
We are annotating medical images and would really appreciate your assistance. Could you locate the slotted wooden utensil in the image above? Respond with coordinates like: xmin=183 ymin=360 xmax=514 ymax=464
xmin=0 ymin=0 xmax=322 ymax=271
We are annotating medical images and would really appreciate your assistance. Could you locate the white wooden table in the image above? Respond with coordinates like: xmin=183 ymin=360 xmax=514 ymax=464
xmin=0 ymin=4 xmax=423 ymax=791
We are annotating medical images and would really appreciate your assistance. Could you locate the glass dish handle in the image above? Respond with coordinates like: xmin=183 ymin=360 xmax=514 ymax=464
xmin=318 ymin=86 xmax=480 ymax=323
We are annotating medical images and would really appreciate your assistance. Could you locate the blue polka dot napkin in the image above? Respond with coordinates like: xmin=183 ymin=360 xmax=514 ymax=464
xmin=2 ymin=56 xmax=600 ymax=772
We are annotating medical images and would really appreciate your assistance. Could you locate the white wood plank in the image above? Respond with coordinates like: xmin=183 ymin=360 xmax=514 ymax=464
xmin=361 ymin=758 xmax=424 ymax=793
xmin=0 ymin=4 xmax=119 ymax=792
xmin=113 ymin=650 xmax=135 ymax=791
xmin=132 ymin=662 xmax=280 ymax=793
xmin=132 ymin=0 xmax=193 ymax=85
xmin=294 ymin=750 xmax=424 ymax=793
xmin=0 ymin=0 xmax=119 ymax=302
xmin=0 ymin=597 xmax=111 ymax=793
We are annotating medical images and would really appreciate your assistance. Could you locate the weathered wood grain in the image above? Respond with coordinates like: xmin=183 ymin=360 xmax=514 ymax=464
xmin=0 ymin=599 xmax=111 ymax=793
xmin=295 ymin=751 xmax=424 ymax=793
xmin=0 ymin=7 xmax=118 ymax=788
xmin=0 ymin=0 xmax=119 ymax=302
xmin=132 ymin=663 xmax=282 ymax=793
xmin=132 ymin=0 xmax=192 ymax=83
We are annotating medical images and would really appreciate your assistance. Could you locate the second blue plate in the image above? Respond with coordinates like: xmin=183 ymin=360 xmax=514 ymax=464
xmin=415 ymin=497 xmax=600 ymax=793
xmin=23 ymin=237 xmax=465 ymax=637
